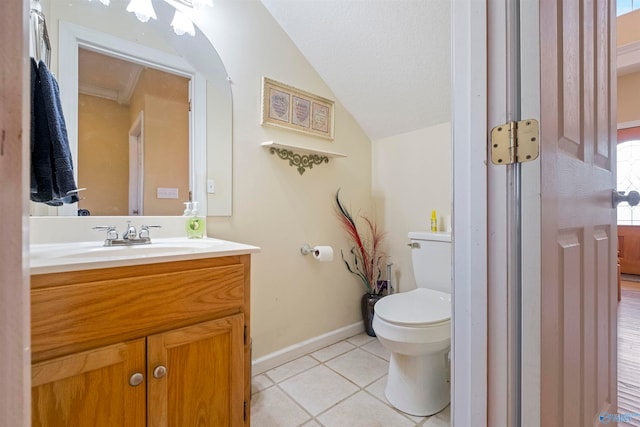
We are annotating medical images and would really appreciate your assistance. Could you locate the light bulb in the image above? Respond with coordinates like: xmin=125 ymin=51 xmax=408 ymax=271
xmin=126 ymin=0 xmax=157 ymax=23
xmin=171 ymin=9 xmax=195 ymax=36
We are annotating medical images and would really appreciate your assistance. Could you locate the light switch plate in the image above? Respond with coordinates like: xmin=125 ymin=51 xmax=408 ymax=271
xmin=157 ymin=187 xmax=179 ymax=199
xmin=207 ymin=179 xmax=215 ymax=194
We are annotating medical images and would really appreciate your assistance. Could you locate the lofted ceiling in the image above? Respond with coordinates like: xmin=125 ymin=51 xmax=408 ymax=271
xmin=78 ymin=48 xmax=143 ymax=104
xmin=78 ymin=47 xmax=189 ymax=106
xmin=260 ymin=0 xmax=451 ymax=141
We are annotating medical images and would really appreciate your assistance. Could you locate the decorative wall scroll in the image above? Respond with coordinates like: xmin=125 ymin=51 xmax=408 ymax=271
xmin=261 ymin=77 xmax=335 ymax=140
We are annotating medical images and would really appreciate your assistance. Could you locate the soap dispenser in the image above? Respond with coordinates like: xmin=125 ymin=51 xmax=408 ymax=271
xmin=183 ymin=201 xmax=192 ymax=216
xmin=186 ymin=201 xmax=205 ymax=239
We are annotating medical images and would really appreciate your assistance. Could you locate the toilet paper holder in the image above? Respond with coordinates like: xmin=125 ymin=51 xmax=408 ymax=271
xmin=301 ymin=243 xmax=334 ymax=261
xmin=300 ymin=243 xmax=316 ymax=256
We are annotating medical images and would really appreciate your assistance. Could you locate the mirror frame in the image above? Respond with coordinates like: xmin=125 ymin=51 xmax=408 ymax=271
xmin=57 ymin=21 xmax=207 ymax=216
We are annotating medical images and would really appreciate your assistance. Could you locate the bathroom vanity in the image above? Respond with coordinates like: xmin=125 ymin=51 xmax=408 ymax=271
xmin=30 ymin=238 xmax=258 ymax=426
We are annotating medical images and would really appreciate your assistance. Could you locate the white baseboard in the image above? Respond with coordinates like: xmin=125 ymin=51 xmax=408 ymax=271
xmin=251 ymin=322 xmax=364 ymax=376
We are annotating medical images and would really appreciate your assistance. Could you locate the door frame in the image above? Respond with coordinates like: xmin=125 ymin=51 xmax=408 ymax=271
xmin=452 ymin=0 xmax=542 ymax=425
xmin=451 ymin=1 xmax=488 ymax=425
xmin=0 ymin=1 xmax=31 ymax=426
xmin=128 ymin=112 xmax=144 ymax=216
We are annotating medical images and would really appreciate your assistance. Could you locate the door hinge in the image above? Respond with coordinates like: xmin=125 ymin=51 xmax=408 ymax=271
xmin=490 ymin=119 xmax=539 ymax=165
xmin=244 ymin=400 xmax=247 ymax=421
xmin=244 ymin=325 xmax=247 ymax=346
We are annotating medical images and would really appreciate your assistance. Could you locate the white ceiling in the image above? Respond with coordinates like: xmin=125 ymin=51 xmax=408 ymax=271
xmin=260 ymin=0 xmax=451 ymax=141
xmin=78 ymin=48 xmax=144 ymax=104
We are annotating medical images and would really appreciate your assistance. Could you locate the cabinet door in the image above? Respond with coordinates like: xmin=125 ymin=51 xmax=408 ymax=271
xmin=147 ymin=314 xmax=245 ymax=427
xmin=32 ymin=339 xmax=146 ymax=427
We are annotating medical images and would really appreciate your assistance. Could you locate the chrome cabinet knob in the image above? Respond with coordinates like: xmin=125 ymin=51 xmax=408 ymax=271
xmin=153 ymin=365 xmax=167 ymax=379
xmin=129 ymin=372 xmax=144 ymax=387
xmin=613 ymin=190 xmax=640 ymax=208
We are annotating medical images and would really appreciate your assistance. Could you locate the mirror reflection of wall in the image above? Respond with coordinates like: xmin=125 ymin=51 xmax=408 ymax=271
xmin=77 ymin=48 xmax=190 ymax=216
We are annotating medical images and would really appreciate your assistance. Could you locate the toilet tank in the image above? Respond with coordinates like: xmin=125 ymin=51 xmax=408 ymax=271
xmin=408 ymin=231 xmax=452 ymax=293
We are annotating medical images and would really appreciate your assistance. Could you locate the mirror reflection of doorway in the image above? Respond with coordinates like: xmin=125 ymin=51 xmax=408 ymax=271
xmin=128 ymin=112 xmax=143 ymax=216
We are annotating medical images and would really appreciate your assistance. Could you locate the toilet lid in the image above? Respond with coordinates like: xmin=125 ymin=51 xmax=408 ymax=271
xmin=374 ymin=288 xmax=451 ymax=326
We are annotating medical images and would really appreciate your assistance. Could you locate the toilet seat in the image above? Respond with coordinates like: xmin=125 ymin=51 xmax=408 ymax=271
xmin=374 ymin=288 xmax=450 ymax=327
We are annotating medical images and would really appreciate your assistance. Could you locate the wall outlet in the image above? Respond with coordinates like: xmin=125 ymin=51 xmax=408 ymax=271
xmin=207 ymin=179 xmax=215 ymax=194
xmin=157 ymin=187 xmax=179 ymax=199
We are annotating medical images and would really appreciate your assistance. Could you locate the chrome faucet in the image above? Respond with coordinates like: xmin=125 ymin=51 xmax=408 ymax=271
xmin=123 ymin=222 xmax=137 ymax=240
xmin=93 ymin=224 xmax=161 ymax=246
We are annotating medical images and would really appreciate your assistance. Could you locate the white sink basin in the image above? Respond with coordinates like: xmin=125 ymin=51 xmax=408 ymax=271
xmin=30 ymin=237 xmax=260 ymax=274
xmin=32 ymin=239 xmax=221 ymax=260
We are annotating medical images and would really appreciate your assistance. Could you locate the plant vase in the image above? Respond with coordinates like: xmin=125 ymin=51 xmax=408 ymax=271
xmin=361 ymin=293 xmax=383 ymax=337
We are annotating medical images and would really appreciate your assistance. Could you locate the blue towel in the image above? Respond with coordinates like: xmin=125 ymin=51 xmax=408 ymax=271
xmin=31 ymin=58 xmax=55 ymax=204
xmin=30 ymin=60 xmax=79 ymax=205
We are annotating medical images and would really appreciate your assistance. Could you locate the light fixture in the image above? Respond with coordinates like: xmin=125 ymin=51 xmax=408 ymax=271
xmin=126 ymin=0 xmax=157 ymax=23
xmin=192 ymin=0 xmax=213 ymax=7
xmin=170 ymin=9 xmax=195 ymax=37
xmin=90 ymin=0 xmax=212 ymax=36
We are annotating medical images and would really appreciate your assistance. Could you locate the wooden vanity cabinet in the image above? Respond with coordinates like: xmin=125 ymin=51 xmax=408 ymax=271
xmin=32 ymin=339 xmax=147 ymax=427
xmin=31 ymin=255 xmax=252 ymax=427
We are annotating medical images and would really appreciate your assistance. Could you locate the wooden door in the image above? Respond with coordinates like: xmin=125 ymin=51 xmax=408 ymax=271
xmin=147 ymin=315 xmax=245 ymax=427
xmin=31 ymin=339 xmax=146 ymax=427
xmin=1 ymin=1 xmax=29 ymax=425
xmin=539 ymin=0 xmax=618 ymax=425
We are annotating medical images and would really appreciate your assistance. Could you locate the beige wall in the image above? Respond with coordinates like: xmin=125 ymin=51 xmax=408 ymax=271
xmin=372 ymin=123 xmax=452 ymax=292
xmin=143 ymin=95 xmax=190 ymax=215
xmin=131 ymin=69 xmax=190 ymax=215
xmin=617 ymin=10 xmax=640 ymax=125
xmin=618 ymin=71 xmax=640 ymax=124
xmin=77 ymin=94 xmax=129 ymax=215
xmin=617 ymin=9 xmax=640 ymax=46
xmin=195 ymin=1 xmax=373 ymax=358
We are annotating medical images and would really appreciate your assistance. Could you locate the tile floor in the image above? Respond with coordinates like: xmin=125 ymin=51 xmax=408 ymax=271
xmin=251 ymin=333 xmax=451 ymax=427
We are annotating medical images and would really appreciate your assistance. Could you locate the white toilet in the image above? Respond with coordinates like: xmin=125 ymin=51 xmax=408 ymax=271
xmin=372 ymin=231 xmax=451 ymax=416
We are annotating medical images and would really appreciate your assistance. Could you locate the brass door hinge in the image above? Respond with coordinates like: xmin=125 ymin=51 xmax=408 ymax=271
xmin=490 ymin=119 xmax=539 ymax=165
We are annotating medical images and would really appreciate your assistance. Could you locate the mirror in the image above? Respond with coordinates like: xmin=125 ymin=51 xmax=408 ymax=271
xmin=33 ymin=0 xmax=232 ymax=216
xmin=77 ymin=47 xmax=191 ymax=216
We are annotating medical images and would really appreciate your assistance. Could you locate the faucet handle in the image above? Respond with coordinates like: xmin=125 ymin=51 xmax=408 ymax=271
xmin=139 ymin=225 xmax=162 ymax=239
xmin=93 ymin=225 xmax=118 ymax=240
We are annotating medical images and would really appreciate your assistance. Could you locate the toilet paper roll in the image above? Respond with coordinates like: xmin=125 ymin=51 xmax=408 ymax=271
xmin=312 ymin=246 xmax=334 ymax=262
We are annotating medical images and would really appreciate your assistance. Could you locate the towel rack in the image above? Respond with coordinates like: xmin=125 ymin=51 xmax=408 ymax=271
xmin=30 ymin=0 xmax=51 ymax=67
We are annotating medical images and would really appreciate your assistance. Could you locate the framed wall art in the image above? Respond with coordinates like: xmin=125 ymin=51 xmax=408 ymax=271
xmin=261 ymin=77 xmax=335 ymax=140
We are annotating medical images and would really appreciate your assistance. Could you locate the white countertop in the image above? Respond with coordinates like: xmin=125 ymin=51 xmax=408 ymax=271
xmin=30 ymin=237 xmax=261 ymax=275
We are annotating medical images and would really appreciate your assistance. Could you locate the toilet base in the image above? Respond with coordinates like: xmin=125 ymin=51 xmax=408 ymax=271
xmin=384 ymin=348 xmax=450 ymax=416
